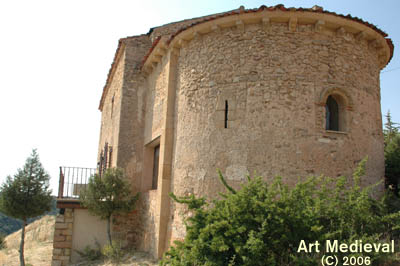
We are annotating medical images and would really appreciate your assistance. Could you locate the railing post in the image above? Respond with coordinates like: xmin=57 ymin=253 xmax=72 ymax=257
xmin=58 ymin=166 xmax=65 ymax=198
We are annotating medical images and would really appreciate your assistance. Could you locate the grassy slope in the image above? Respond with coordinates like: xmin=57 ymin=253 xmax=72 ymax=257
xmin=0 ymin=197 xmax=57 ymax=236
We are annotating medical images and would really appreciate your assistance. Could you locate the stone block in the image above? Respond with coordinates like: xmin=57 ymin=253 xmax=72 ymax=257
xmin=53 ymin=248 xmax=62 ymax=255
xmin=54 ymin=235 xmax=66 ymax=242
xmin=61 ymin=259 xmax=70 ymax=266
xmin=64 ymin=248 xmax=71 ymax=256
xmin=51 ymin=260 xmax=62 ymax=266
xmin=55 ymin=223 xmax=68 ymax=229
xmin=53 ymin=241 xmax=72 ymax=249
xmin=54 ymin=229 xmax=63 ymax=236
xmin=62 ymin=229 xmax=73 ymax=236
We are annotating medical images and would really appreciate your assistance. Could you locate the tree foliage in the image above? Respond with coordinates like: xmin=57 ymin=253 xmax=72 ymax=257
xmin=0 ymin=197 xmax=57 ymax=235
xmin=161 ymin=160 xmax=400 ymax=266
xmin=384 ymin=111 xmax=400 ymax=195
xmin=384 ymin=110 xmax=399 ymax=146
xmin=80 ymin=168 xmax=139 ymax=246
xmin=0 ymin=149 xmax=52 ymax=266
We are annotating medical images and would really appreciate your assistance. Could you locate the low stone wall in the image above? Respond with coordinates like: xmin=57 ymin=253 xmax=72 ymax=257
xmin=51 ymin=209 xmax=74 ymax=266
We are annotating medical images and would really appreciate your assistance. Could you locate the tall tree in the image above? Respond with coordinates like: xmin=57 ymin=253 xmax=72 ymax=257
xmin=0 ymin=149 xmax=52 ymax=266
xmin=385 ymin=134 xmax=400 ymax=195
xmin=384 ymin=111 xmax=400 ymax=195
xmin=80 ymin=168 xmax=139 ymax=246
xmin=384 ymin=110 xmax=399 ymax=146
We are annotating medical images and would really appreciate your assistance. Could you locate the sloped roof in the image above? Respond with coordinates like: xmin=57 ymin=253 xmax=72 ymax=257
xmin=100 ymin=4 xmax=394 ymax=110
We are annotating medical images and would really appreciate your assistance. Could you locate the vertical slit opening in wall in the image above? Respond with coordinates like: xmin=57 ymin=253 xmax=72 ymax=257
xmin=111 ymin=95 xmax=115 ymax=118
xmin=224 ymin=100 xmax=228 ymax=128
xmin=152 ymin=145 xmax=160 ymax=190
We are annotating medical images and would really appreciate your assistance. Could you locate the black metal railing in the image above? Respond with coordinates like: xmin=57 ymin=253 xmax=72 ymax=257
xmin=58 ymin=166 xmax=96 ymax=199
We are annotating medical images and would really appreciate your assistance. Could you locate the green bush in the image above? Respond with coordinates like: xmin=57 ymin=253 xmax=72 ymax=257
xmin=75 ymin=243 xmax=103 ymax=262
xmin=102 ymin=240 xmax=125 ymax=264
xmin=161 ymin=159 xmax=400 ymax=266
xmin=385 ymin=134 xmax=400 ymax=191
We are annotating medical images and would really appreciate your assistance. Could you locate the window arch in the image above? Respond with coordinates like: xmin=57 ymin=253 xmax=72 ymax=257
xmin=325 ymin=95 xmax=339 ymax=131
xmin=319 ymin=88 xmax=352 ymax=133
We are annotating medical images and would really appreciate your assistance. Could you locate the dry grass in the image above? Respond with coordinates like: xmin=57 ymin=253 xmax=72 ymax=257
xmin=71 ymin=251 xmax=159 ymax=266
xmin=0 ymin=241 xmax=53 ymax=266
xmin=0 ymin=215 xmax=55 ymax=266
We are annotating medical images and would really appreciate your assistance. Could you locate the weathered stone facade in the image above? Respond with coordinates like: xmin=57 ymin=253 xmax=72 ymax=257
xmin=52 ymin=209 xmax=73 ymax=266
xmin=95 ymin=4 xmax=393 ymax=259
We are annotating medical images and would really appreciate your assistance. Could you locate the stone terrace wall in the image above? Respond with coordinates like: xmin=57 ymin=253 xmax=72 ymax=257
xmin=52 ymin=209 xmax=73 ymax=266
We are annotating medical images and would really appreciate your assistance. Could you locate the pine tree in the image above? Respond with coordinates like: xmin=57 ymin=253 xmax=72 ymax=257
xmin=384 ymin=110 xmax=399 ymax=146
xmin=383 ymin=110 xmax=400 ymax=195
xmin=0 ymin=149 xmax=52 ymax=266
xmin=80 ymin=168 xmax=139 ymax=246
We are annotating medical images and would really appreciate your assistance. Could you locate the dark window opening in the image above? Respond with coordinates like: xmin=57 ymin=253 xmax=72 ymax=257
xmin=97 ymin=142 xmax=110 ymax=177
xmin=111 ymin=95 xmax=115 ymax=118
xmin=326 ymin=95 xmax=339 ymax=131
xmin=224 ymin=100 xmax=228 ymax=128
xmin=108 ymin=147 xmax=113 ymax=168
xmin=152 ymin=145 xmax=160 ymax=190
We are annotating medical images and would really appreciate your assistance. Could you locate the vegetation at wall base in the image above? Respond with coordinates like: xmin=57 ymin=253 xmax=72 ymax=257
xmin=102 ymin=240 xmax=126 ymax=264
xmin=161 ymin=159 xmax=400 ymax=266
xmin=75 ymin=242 xmax=103 ymax=262
xmin=80 ymin=167 xmax=139 ymax=247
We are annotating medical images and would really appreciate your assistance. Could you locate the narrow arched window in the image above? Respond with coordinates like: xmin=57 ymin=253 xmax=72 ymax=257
xmin=326 ymin=95 xmax=339 ymax=131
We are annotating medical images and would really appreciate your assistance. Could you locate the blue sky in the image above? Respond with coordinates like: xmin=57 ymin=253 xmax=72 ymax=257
xmin=0 ymin=0 xmax=398 ymax=194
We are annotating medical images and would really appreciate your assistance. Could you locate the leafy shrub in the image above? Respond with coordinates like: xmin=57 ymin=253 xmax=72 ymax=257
xmin=75 ymin=242 xmax=103 ymax=262
xmin=161 ymin=159 xmax=400 ymax=266
xmin=102 ymin=240 xmax=125 ymax=264
xmin=385 ymin=134 xmax=400 ymax=192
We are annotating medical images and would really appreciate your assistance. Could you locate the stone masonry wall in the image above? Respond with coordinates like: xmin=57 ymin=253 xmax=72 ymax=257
xmin=148 ymin=7 xmax=240 ymax=43
xmin=116 ymin=36 xmax=152 ymax=191
xmin=94 ymin=6 xmax=391 ymax=259
xmin=97 ymin=50 xmax=126 ymax=167
xmin=52 ymin=209 xmax=73 ymax=266
xmin=169 ymin=21 xmax=384 ymax=240
xmin=109 ymin=36 xmax=160 ymax=251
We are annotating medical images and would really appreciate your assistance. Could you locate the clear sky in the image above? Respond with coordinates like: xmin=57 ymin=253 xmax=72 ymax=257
xmin=1 ymin=0 xmax=399 ymax=195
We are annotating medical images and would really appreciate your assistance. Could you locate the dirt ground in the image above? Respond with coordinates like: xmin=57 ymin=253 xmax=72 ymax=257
xmin=0 ymin=241 xmax=53 ymax=266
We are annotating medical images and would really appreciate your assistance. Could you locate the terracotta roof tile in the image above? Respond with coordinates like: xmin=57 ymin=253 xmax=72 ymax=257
xmin=166 ymin=4 xmax=391 ymax=44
